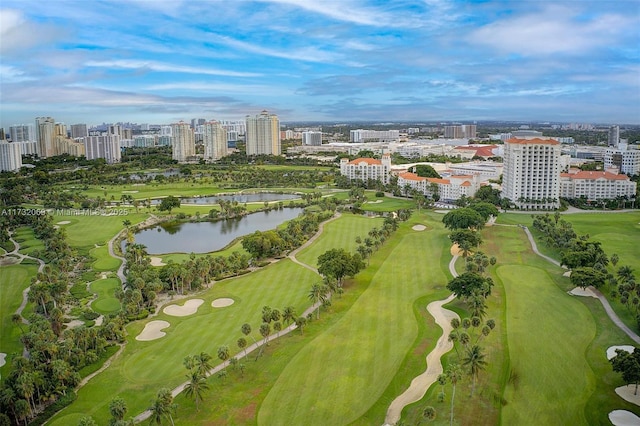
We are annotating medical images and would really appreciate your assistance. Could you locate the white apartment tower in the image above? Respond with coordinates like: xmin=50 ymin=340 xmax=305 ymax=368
xmin=302 ymin=131 xmax=322 ymax=146
xmin=171 ymin=121 xmax=196 ymax=162
xmin=608 ymin=125 xmax=620 ymax=147
xmin=84 ymin=135 xmax=121 ymax=164
xmin=70 ymin=124 xmax=88 ymax=139
xmin=501 ymin=138 xmax=561 ymax=210
xmin=9 ymin=124 xmax=35 ymax=143
xmin=36 ymin=116 xmax=56 ymax=158
xmin=0 ymin=140 xmax=23 ymax=171
xmin=245 ymin=110 xmax=281 ymax=156
xmin=202 ymin=121 xmax=228 ymax=162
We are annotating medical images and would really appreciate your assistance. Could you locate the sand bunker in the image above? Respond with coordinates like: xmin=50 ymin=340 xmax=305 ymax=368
xmin=163 ymin=299 xmax=204 ymax=316
xmin=607 ymin=345 xmax=635 ymax=360
xmin=615 ymin=385 xmax=640 ymax=406
xmin=367 ymin=199 xmax=383 ymax=204
xmin=122 ymin=190 xmax=139 ymax=193
xmin=569 ymin=287 xmax=597 ymax=298
xmin=412 ymin=224 xmax=427 ymax=231
xmin=65 ymin=320 xmax=84 ymax=329
xmin=0 ymin=353 xmax=6 ymax=367
xmin=95 ymin=315 xmax=104 ymax=326
xmin=563 ymin=270 xmax=572 ymax=277
xmin=56 ymin=221 xmax=71 ymax=225
xmin=609 ymin=410 xmax=640 ymax=426
xmin=136 ymin=321 xmax=170 ymax=341
xmin=150 ymin=256 xmax=166 ymax=267
xmin=450 ymin=243 xmax=463 ymax=256
xmin=211 ymin=298 xmax=235 ymax=308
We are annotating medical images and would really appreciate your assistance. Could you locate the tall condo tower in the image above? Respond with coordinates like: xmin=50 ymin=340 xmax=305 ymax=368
xmin=245 ymin=110 xmax=281 ymax=156
xmin=501 ymin=138 xmax=561 ymax=210
xmin=171 ymin=121 xmax=195 ymax=163
xmin=202 ymin=120 xmax=228 ymax=162
xmin=608 ymin=125 xmax=620 ymax=147
xmin=35 ymin=116 xmax=56 ymax=158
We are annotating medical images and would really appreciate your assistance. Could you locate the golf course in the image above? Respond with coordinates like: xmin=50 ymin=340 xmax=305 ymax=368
xmin=1 ymin=173 xmax=639 ymax=425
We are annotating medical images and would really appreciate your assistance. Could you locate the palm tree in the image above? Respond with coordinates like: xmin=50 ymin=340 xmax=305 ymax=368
xmin=423 ymin=406 xmax=436 ymax=422
xmin=241 ymin=323 xmax=257 ymax=346
xmin=308 ymin=283 xmax=327 ymax=319
xmin=237 ymin=337 xmax=248 ymax=357
xmin=195 ymin=352 xmax=212 ymax=377
xmin=155 ymin=388 xmax=176 ymax=426
xmin=282 ymin=306 xmax=296 ymax=326
xmin=273 ymin=321 xmax=282 ymax=340
xmin=109 ymin=396 xmax=128 ymax=423
xmin=183 ymin=370 xmax=209 ymax=412
xmin=295 ymin=316 xmax=306 ymax=334
xmin=445 ymin=364 xmax=463 ymax=426
xmin=257 ymin=323 xmax=271 ymax=359
xmin=217 ymin=346 xmax=230 ymax=364
xmin=462 ymin=345 xmax=487 ymax=396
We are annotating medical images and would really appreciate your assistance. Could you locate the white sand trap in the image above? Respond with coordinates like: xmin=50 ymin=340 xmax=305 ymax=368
xmin=65 ymin=319 xmax=84 ymax=329
xmin=607 ymin=345 xmax=635 ymax=360
xmin=569 ymin=287 xmax=597 ymax=298
xmin=434 ymin=209 xmax=449 ymax=214
xmin=121 ymin=190 xmax=139 ymax=193
xmin=136 ymin=320 xmax=170 ymax=341
xmin=163 ymin=299 xmax=204 ymax=316
xmin=95 ymin=315 xmax=104 ymax=326
xmin=616 ymin=385 xmax=640 ymax=406
xmin=56 ymin=221 xmax=71 ymax=225
xmin=0 ymin=353 xmax=6 ymax=367
xmin=150 ymin=256 xmax=166 ymax=267
xmin=563 ymin=270 xmax=572 ymax=277
xmin=450 ymin=243 xmax=463 ymax=256
xmin=367 ymin=199 xmax=383 ymax=204
xmin=211 ymin=298 xmax=235 ymax=308
xmin=609 ymin=410 xmax=640 ymax=426
xmin=412 ymin=224 xmax=427 ymax=231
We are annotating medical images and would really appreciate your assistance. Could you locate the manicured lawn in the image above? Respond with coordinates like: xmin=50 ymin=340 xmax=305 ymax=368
xmin=49 ymin=259 xmax=318 ymax=425
xmin=12 ymin=226 xmax=45 ymax=256
xmin=499 ymin=264 xmax=595 ymax=425
xmin=0 ymin=263 xmax=38 ymax=375
xmin=362 ymin=194 xmax=415 ymax=212
xmin=51 ymin=211 xmax=149 ymax=252
xmin=296 ymin=214 xmax=384 ymax=268
xmin=258 ymin=215 xmax=449 ymax=425
xmin=90 ymin=278 xmax=122 ymax=314
xmin=90 ymin=245 xmax=121 ymax=271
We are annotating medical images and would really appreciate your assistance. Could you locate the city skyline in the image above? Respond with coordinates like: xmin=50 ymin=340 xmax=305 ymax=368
xmin=1 ymin=0 xmax=639 ymax=128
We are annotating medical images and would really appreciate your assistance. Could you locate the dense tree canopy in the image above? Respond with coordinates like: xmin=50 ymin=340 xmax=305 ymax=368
xmin=157 ymin=196 xmax=181 ymax=213
xmin=412 ymin=164 xmax=441 ymax=179
xmin=569 ymin=267 xmax=607 ymax=289
xmin=442 ymin=208 xmax=485 ymax=230
xmin=468 ymin=202 xmax=499 ymax=221
xmin=610 ymin=348 xmax=640 ymax=394
xmin=317 ymin=248 xmax=364 ymax=285
xmin=446 ymin=272 xmax=494 ymax=300
xmin=242 ymin=230 xmax=286 ymax=259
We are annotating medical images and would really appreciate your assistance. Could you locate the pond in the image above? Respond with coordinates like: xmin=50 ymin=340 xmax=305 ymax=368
xmin=127 ymin=207 xmax=304 ymax=254
xmin=149 ymin=192 xmax=301 ymax=205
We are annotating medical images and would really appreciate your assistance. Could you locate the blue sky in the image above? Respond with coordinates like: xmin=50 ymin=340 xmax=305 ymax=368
xmin=1 ymin=0 xmax=639 ymax=127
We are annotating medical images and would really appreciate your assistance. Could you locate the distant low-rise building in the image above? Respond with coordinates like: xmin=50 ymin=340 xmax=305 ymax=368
xmin=397 ymin=172 xmax=480 ymax=202
xmin=560 ymin=170 xmax=636 ymax=200
xmin=604 ymin=143 xmax=640 ymax=176
xmin=340 ymin=154 xmax=392 ymax=184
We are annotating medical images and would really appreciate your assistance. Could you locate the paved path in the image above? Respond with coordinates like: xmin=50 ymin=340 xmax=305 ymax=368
xmin=4 ymin=234 xmax=46 ymax=321
xmin=108 ymin=214 xmax=160 ymax=286
xmin=521 ymin=226 xmax=640 ymax=344
xmin=287 ymin=212 xmax=341 ymax=273
xmin=383 ymin=253 xmax=460 ymax=425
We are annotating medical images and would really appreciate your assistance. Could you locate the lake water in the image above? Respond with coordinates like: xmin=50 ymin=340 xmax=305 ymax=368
xmin=150 ymin=192 xmax=301 ymax=205
xmin=129 ymin=207 xmax=304 ymax=254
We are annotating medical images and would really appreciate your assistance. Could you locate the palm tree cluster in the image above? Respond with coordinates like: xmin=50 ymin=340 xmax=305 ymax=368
xmin=183 ymin=353 xmax=212 ymax=411
xmin=355 ymin=216 xmax=400 ymax=264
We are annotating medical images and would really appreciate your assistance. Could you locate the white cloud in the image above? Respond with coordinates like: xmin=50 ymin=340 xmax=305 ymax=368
xmin=0 ymin=8 xmax=67 ymax=54
xmin=213 ymin=35 xmax=339 ymax=63
xmin=0 ymin=64 xmax=34 ymax=82
xmin=84 ymin=60 xmax=261 ymax=77
xmin=469 ymin=5 xmax=635 ymax=56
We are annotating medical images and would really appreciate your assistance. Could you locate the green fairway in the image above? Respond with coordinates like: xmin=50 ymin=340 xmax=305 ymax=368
xmin=499 ymin=264 xmax=595 ymax=425
xmin=0 ymin=263 xmax=38 ymax=374
xmin=296 ymin=214 xmax=384 ymax=267
xmin=52 ymin=212 xmax=149 ymax=250
xmin=258 ymin=216 xmax=449 ymax=425
xmin=12 ymin=226 xmax=45 ymax=256
xmin=90 ymin=278 xmax=122 ymax=314
xmin=361 ymin=195 xmax=415 ymax=212
xmin=49 ymin=259 xmax=318 ymax=425
xmin=90 ymin=245 xmax=121 ymax=271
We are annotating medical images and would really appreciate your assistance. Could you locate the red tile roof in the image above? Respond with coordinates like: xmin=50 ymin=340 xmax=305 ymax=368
xmin=348 ymin=158 xmax=382 ymax=165
xmin=453 ymin=145 xmax=498 ymax=157
xmin=427 ymin=177 xmax=451 ymax=185
xmin=564 ymin=171 xmax=630 ymax=181
xmin=398 ymin=172 xmax=426 ymax=181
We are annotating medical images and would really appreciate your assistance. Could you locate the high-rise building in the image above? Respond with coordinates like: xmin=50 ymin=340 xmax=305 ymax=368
xmin=84 ymin=135 xmax=121 ymax=163
xmin=36 ymin=117 xmax=56 ymax=158
xmin=501 ymin=138 xmax=561 ymax=210
xmin=191 ymin=118 xmax=206 ymax=129
xmin=70 ymin=124 xmax=88 ymax=139
xmin=302 ymin=131 xmax=322 ymax=146
xmin=604 ymin=144 xmax=640 ymax=176
xmin=202 ymin=121 xmax=228 ymax=162
xmin=171 ymin=121 xmax=195 ymax=162
xmin=245 ymin=110 xmax=281 ymax=156
xmin=340 ymin=154 xmax=392 ymax=185
xmin=9 ymin=124 xmax=35 ymax=142
xmin=608 ymin=125 xmax=620 ymax=147
xmin=444 ymin=126 xmax=464 ymax=139
xmin=0 ymin=140 xmax=23 ymax=171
